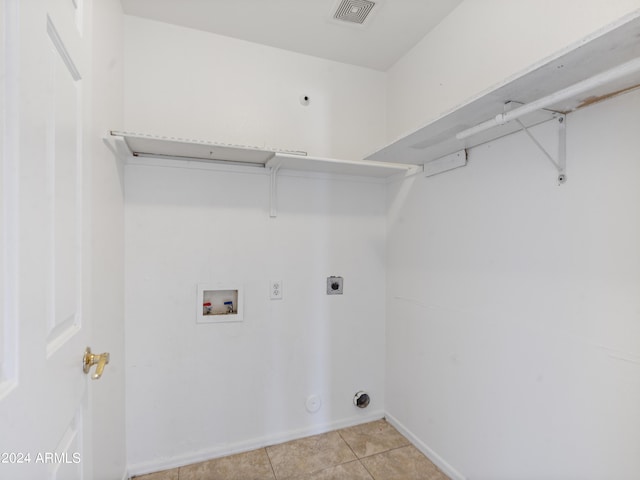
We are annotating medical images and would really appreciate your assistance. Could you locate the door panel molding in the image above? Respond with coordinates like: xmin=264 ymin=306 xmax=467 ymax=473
xmin=50 ymin=406 xmax=83 ymax=480
xmin=46 ymin=15 xmax=81 ymax=81
xmin=44 ymin=14 xmax=84 ymax=357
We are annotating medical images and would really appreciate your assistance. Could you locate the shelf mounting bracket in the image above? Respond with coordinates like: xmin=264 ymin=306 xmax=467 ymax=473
xmin=515 ymin=114 xmax=566 ymax=184
xmin=269 ymin=164 xmax=281 ymax=218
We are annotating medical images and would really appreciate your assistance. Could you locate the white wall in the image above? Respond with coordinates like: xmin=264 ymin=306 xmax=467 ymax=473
xmin=386 ymin=0 xmax=640 ymax=140
xmin=124 ymin=16 xmax=387 ymax=160
xmin=90 ymin=1 xmax=126 ymax=479
xmin=123 ymin=17 xmax=389 ymax=474
xmin=384 ymin=4 xmax=640 ymax=478
xmin=122 ymin=4 xmax=640 ymax=478
xmin=385 ymin=88 xmax=640 ymax=479
xmin=125 ymin=164 xmax=387 ymax=473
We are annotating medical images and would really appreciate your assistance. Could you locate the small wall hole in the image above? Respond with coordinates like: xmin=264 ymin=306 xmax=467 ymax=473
xmin=327 ymin=276 xmax=343 ymax=295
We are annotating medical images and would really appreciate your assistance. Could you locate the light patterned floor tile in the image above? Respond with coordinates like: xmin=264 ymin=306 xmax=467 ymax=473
xmin=360 ymin=445 xmax=449 ymax=480
xmin=266 ymin=431 xmax=356 ymax=480
xmin=179 ymin=448 xmax=275 ymax=480
xmin=132 ymin=468 xmax=179 ymax=480
xmin=338 ymin=419 xmax=409 ymax=458
xmin=292 ymin=460 xmax=373 ymax=480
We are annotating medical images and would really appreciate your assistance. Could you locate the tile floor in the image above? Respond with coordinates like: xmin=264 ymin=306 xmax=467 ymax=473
xmin=133 ymin=419 xmax=450 ymax=480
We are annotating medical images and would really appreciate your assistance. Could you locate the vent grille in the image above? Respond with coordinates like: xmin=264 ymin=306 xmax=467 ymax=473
xmin=333 ymin=0 xmax=376 ymax=24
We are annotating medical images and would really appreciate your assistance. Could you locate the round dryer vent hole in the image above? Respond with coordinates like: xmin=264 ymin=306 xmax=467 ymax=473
xmin=353 ymin=391 xmax=370 ymax=408
xmin=305 ymin=394 xmax=322 ymax=413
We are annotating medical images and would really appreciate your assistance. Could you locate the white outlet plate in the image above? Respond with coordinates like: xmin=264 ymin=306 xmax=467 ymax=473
xmin=270 ymin=280 xmax=283 ymax=300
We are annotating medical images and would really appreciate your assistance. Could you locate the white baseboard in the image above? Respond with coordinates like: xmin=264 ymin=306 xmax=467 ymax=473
xmin=128 ymin=410 xmax=385 ymax=477
xmin=121 ymin=470 xmax=130 ymax=480
xmin=384 ymin=412 xmax=467 ymax=480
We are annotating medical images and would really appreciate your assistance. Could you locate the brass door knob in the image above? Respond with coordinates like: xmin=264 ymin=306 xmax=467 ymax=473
xmin=83 ymin=347 xmax=110 ymax=380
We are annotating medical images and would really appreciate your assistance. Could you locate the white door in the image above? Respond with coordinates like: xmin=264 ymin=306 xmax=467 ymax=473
xmin=0 ymin=0 xmax=105 ymax=478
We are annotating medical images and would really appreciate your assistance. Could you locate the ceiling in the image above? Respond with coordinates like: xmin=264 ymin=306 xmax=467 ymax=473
xmin=120 ymin=0 xmax=463 ymax=71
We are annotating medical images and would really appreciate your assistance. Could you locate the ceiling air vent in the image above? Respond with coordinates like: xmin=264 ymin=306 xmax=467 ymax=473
xmin=333 ymin=0 xmax=376 ymax=25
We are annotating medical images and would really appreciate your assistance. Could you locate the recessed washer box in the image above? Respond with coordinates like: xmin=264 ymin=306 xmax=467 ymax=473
xmin=197 ymin=284 xmax=243 ymax=323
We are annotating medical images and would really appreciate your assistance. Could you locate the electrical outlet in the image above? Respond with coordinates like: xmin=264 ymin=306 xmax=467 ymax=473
xmin=270 ymin=280 xmax=283 ymax=300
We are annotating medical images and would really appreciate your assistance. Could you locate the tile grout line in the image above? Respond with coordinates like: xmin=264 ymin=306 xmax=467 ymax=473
xmin=336 ymin=422 xmax=417 ymax=480
xmin=337 ymin=424 xmax=413 ymax=460
xmin=336 ymin=429 xmax=359 ymax=462
xmin=303 ymin=459 xmax=369 ymax=479
xmin=359 ymin=443 xmax=451 ymax=480
xmin=264 ymin=446 xmax=279 ymax=480
xmin=358 ymin=458 xmax=377 ymax=480
xmin=290 ymin=430 xmax=360 ymax=480
xmin=336 ymin=429 xmax=376 ymax=480
xmin=361 ymin=442 xmax=412 ymax=459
